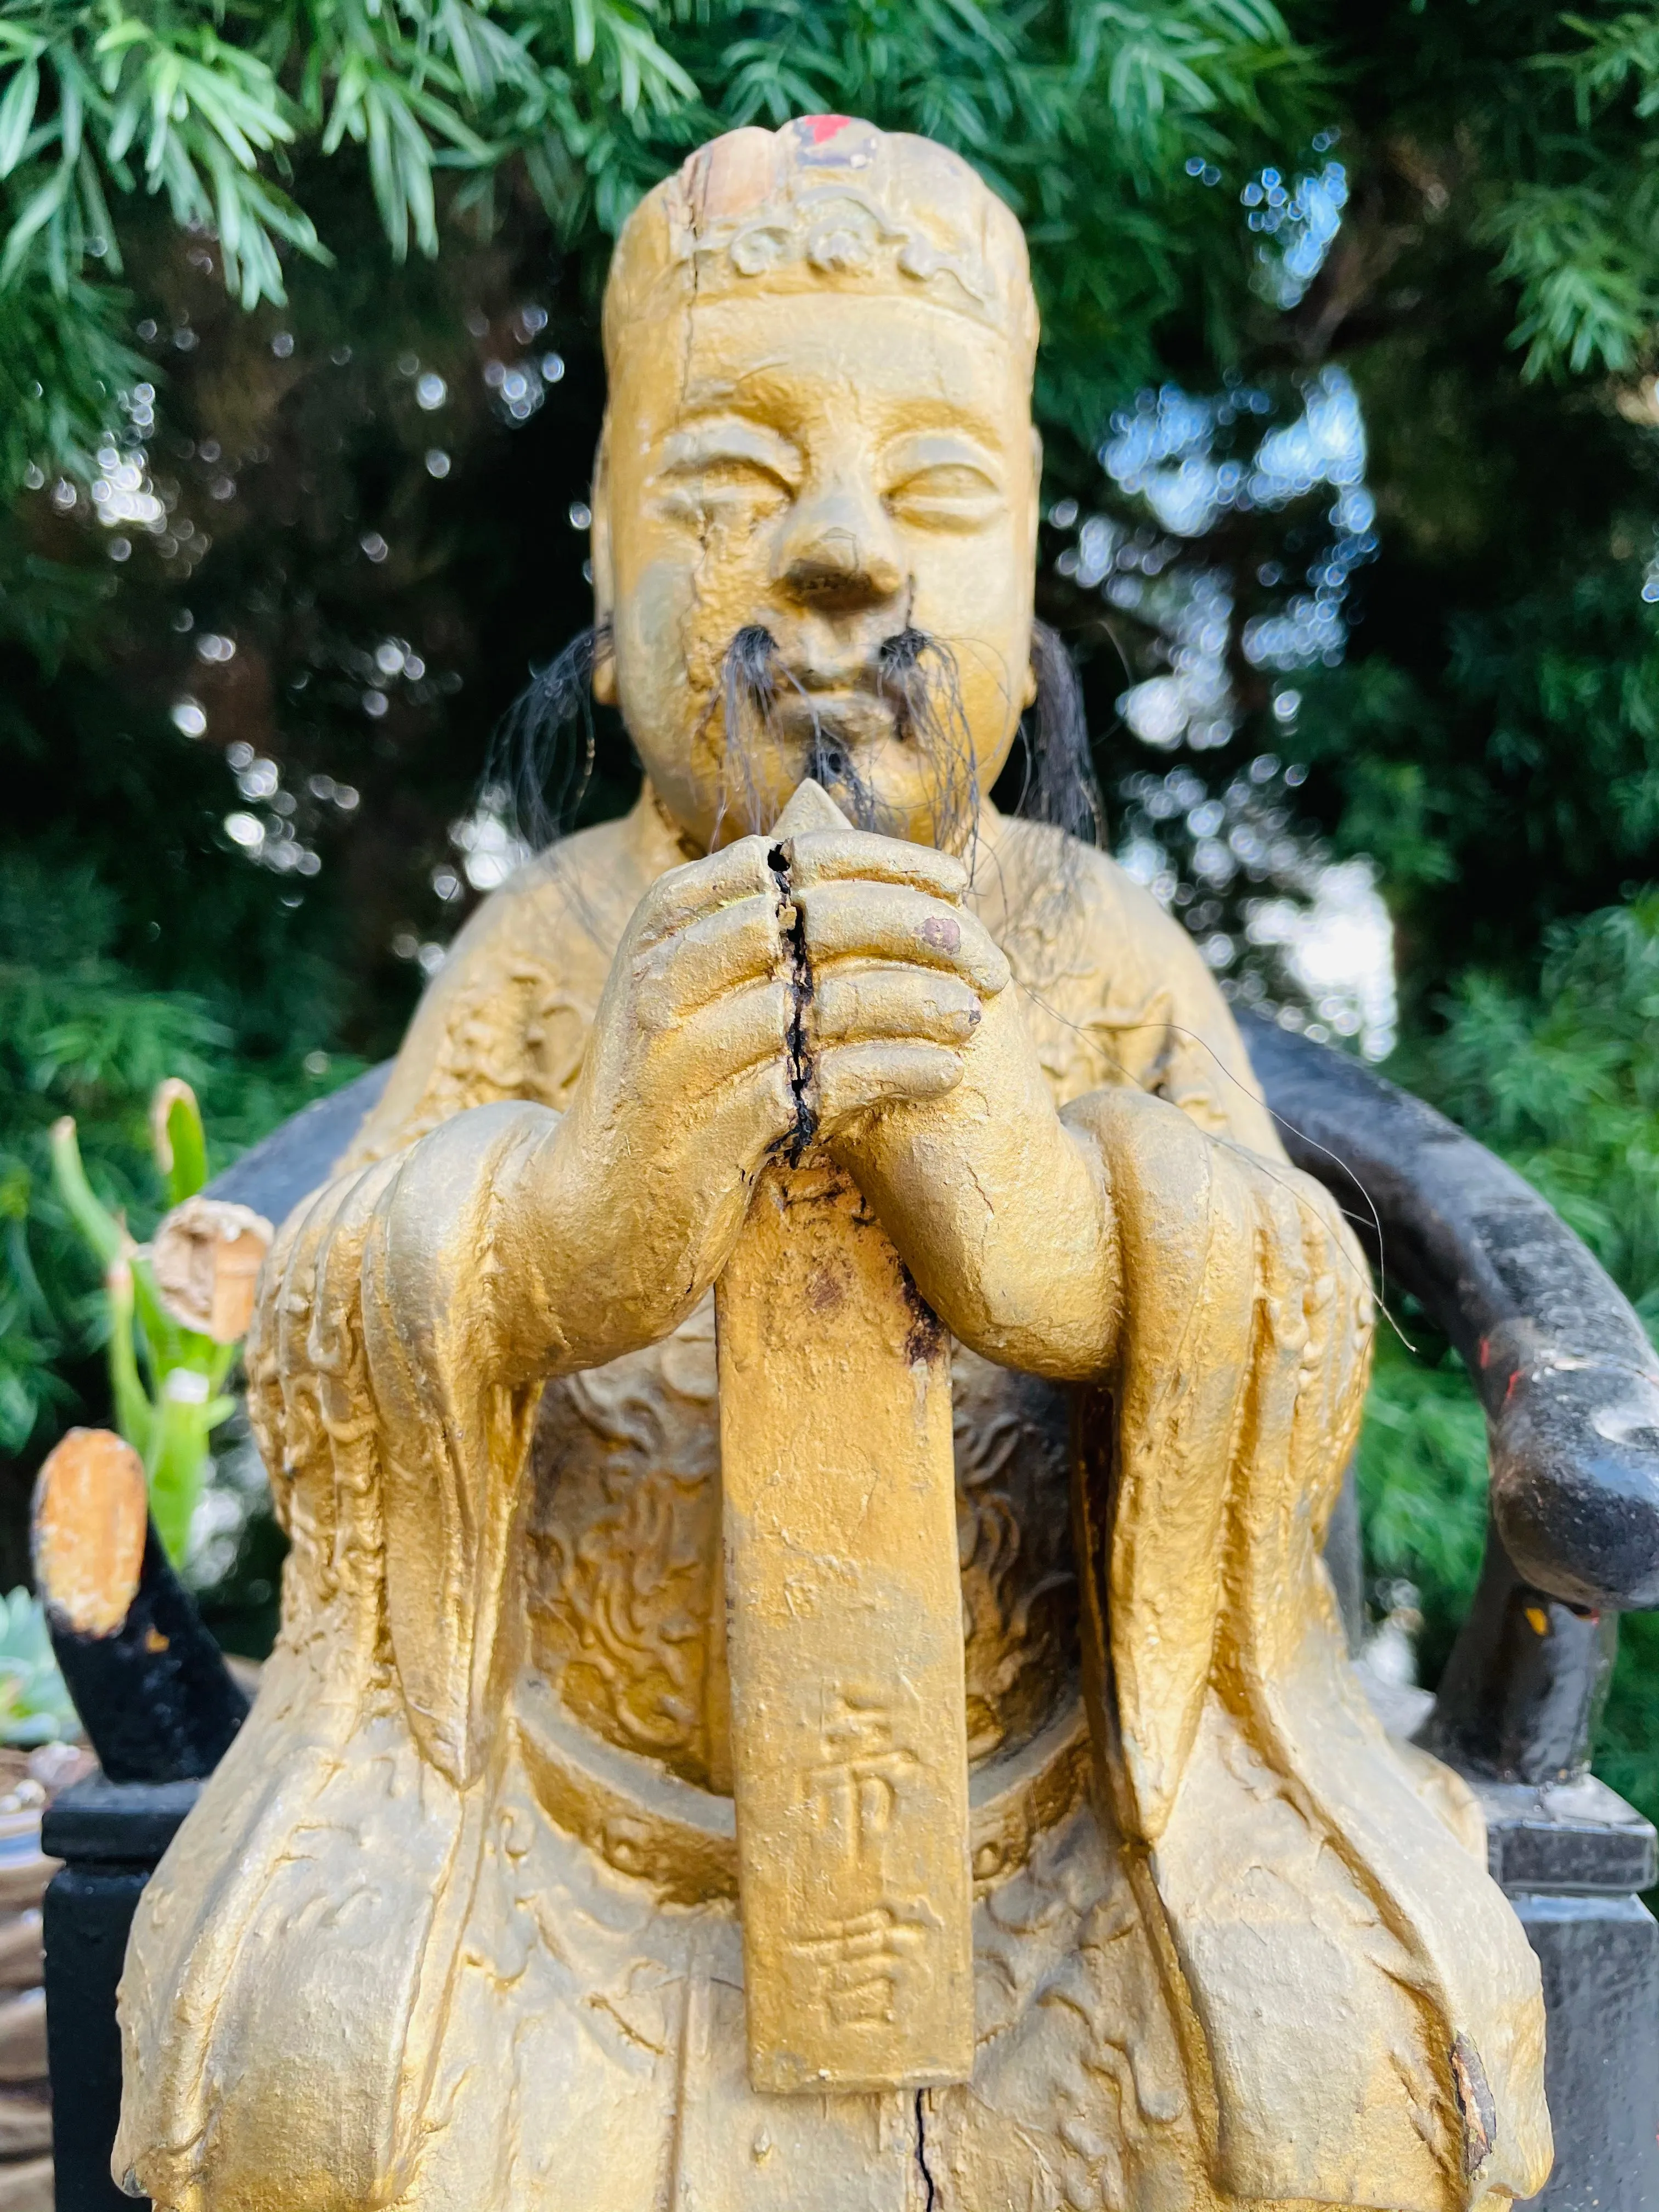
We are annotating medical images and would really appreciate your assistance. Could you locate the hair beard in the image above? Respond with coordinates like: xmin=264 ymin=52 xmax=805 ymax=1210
xmin=495 ymin=616 xmax=1098 ymax=876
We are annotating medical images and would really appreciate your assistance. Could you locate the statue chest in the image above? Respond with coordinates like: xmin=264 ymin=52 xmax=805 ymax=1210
xmin=523 ymin=1295 xmax=1079 ymax=1796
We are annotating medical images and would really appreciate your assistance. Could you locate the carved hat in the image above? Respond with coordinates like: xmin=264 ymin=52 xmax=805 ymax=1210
xmin=602 ymin=115 xmax=1040 ymax=375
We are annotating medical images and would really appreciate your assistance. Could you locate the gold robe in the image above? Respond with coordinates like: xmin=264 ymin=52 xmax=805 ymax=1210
xmin=115 ymin=794 xmax=1550 ymax=2212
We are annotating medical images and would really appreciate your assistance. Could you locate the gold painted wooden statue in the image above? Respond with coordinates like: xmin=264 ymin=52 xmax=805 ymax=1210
xmin=117 ymin=117 xmax=1552 ymax=2211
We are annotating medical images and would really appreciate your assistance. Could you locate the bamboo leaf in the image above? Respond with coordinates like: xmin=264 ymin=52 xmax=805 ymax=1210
xmin=105 ymin=84 xmax=139 ymax=165
xmin=145 ymin=52 xmax=182 ymax=184
xmin=55 ymin=64 xmax=82 ymax=163
xmin=0 ymin=60 xmax=40 ymax=177
xmin=75 ymin=145 xmax=120 ymax=272
xmin=0 ymin=165 xmax=71 ymax=287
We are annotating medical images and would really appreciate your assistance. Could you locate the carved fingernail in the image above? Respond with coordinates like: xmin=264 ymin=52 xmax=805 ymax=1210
xmin=920 ymin=913 xmax=961 ymax=953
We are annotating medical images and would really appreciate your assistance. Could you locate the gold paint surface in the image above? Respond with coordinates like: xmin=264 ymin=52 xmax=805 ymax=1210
xmin=111 ymin=110 xmax=1553 ymax=2212
xmin=717 ymin=1156 xmax=972 ymax=2091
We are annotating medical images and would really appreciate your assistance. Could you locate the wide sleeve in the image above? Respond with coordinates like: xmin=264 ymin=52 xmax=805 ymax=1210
xmin=1065 ymin=1083 xmax=1551 ymax=2209
xmin=116 ymin=1103 xmax=556 ymax=2212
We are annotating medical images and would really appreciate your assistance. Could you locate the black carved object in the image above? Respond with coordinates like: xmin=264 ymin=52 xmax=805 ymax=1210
xmin=44 ymin=1779 xmax=201 ymax=2212
xmin=1239 ymin=1011 xmax=1659 ymax=1613
xmin=1426 ymin=1532 xmax=1619 ymax=1786
xmin=205 ymin=1059 xmax=389 ymax=1228
xmin=1239 ymin=1009 xmax=1659 ymax=1784
xmin=32 ymin=1428 xmax=246 ymax=1785
xmin=46 ymin=1525 xmax=247 ymax=1785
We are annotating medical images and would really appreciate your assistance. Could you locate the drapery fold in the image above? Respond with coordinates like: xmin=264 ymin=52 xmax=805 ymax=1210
xmin=115 ymin=1117 xmax=546 ymax=2212
xmin=1069 ymin=1086 xmax=1550 ymax=2208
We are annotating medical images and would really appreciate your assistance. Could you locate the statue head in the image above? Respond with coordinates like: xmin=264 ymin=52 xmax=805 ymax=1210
xmin=590 ymin=116 xmax=1048 ymax=853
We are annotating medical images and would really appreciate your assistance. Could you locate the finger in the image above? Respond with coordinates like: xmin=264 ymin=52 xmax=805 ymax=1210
xmin=675 ymin=978 xmax=794 ymax=1091
xmin=811 ymin=1041 xmax=963 ymax=1127
xmin=632 ymin=834 xmax=779 ymax=947
xmin=811 ymin=965 xmax=983 ymax=1049
xmin=705 ymin=1053 xmax=802 ymax=1165
xmin=633 ymin=892 xmax=786 ymax=1019
xmin=786 ymin=827 xmax=967 ymax=901
xmin=798 ymin=880 xmax=1011 ymax=995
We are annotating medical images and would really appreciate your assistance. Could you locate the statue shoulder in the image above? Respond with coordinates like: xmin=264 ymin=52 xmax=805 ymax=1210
xmin=1017 ymin=832 xmax=1283 ymax=1159
xmin=1002 ymin=827 xmax=1209 ymax=1004
xmin=441 ymin=815 xmax=635 ymax=990
xmin=346 ymin=814 xmax=638 ymax=1165
xmin=1064 ymin=839 xmax=1197 ymax=964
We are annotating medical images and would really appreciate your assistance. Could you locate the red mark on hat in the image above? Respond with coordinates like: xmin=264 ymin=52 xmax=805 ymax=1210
xmin=799 ymin=116 xmax=853 ymax=146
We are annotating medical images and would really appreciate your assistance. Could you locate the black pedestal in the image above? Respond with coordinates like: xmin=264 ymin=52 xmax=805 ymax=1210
xmin=1477 ymin=1774 xmax=1659 ymax=2209
xmin=41 ymin=1779 xmax=200 ymax=2212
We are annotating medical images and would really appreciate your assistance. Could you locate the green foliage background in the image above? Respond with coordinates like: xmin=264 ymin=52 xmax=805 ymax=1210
xmin=1357 ymin=902 xmax=1659 ymax=1830
xmin=5 ymin=0 xmax=1659 ymax=1815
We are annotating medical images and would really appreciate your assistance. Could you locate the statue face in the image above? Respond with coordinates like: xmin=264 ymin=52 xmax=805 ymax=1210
xmin=594 ymin=290 xmax=1040 ymax=851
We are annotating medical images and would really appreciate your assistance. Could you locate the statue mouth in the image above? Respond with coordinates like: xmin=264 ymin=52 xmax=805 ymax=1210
xmin=769 ymin=682 xmax=898 ymax=750
xmin=713 ymin=621 xmax=980 ymax=845
xmin=731 ymin=628 xmax=956 ymax=734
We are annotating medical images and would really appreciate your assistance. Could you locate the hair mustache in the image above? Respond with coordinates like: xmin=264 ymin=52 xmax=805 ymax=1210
xmin=491 ymin=615 xmax=1099 ymax=866
xmin=709 ymin=622 xmax=979 ymax=855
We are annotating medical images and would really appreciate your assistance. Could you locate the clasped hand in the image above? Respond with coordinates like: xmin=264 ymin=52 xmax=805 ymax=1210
xmin=535 ymin=826 xmax=1116 ymax=1378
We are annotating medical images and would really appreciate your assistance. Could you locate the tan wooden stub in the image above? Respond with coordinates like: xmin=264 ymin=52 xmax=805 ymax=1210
xmin=715 ymin=1154 xmax=973 ymax=2094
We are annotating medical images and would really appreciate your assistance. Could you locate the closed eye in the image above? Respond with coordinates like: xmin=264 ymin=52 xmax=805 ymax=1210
xmin=656 ymin=465 xmax=793 ymax=531
xmin=673 ymin=454 xmax=794 ymax=496
xmin=884 ymin=462 xmax=1005 ymax=532
xmin=653 ymin=420 xmax=801 ymax=524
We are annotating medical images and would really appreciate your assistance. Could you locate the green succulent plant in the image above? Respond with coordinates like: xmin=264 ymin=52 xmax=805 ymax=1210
xmin=50 ymin=1079 xmax=236 ymax=1566
xmin=0 ymin=1584 xmax=78 ymax=1745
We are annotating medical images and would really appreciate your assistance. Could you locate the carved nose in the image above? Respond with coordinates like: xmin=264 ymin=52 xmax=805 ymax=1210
xmin=775 ymin=490 xmax=905 ymax=610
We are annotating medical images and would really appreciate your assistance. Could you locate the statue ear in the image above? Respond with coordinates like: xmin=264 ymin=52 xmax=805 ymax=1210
xmin=590 ymin=423 xmax=618 ymax=706
xmin=1021 ymin=648 xmax=1039 ymax=710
